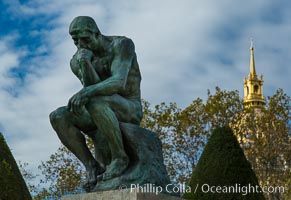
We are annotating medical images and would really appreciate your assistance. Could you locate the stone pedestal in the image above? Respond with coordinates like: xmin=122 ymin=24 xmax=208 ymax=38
xmin=61 ymin=189 xmax=184 ymax=200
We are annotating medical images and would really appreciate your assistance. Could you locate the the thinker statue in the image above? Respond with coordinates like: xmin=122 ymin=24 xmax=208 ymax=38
xmin=50 ymin=16 xmax=171 ymax=193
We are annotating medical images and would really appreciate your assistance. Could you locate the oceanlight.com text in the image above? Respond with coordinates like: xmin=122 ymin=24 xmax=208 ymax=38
xmin=201 ymin=183 xmax=285 ymax=195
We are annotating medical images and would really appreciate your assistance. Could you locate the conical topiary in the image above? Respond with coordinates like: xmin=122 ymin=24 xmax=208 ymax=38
xmin=184 ymin=126 xmax=265 ymax=200
xmin=0 ymin=132 xmax=32 ymax=200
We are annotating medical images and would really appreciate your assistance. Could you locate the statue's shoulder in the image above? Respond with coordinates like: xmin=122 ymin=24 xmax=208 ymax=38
xmin=111 ymin=35 xmax=129 ymax=42
xmin=109 ymin=36 xmax=134 ymax=54
xmin=110 ymin=36 xmax=133 ymax=47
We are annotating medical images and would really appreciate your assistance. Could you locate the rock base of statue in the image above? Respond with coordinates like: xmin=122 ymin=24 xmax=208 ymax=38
xmin=89 ymin=122 xmax=172 ymax=193
xmin=61 ymin=189 xmax=183 ymax=200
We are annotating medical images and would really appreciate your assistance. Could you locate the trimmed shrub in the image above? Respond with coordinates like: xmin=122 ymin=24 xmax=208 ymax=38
xmin=0 ymin=132 xmax=32 ymax=200
xmin=184 ymin=126 xmax=265 ymax=200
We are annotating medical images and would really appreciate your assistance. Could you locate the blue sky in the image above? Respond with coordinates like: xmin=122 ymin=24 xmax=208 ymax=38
xmin=0 ymin=0 xmax=290 ymax=181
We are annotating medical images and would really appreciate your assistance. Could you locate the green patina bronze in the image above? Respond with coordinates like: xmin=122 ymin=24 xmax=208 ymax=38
xmin=50 ymin=16 xmax=171 ymax=193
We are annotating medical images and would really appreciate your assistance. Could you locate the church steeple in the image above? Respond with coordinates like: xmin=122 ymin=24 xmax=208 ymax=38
xmin=249 ymin=39 xmax=256 ymax=77
xmin=243 ymin=40 xmax=266 ymax=110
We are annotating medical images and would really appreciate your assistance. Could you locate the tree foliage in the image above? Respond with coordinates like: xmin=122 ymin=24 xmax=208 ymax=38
xmin=34 ymin=146 xmax=85 ymax=200
xmin=233 ymin=89 xmax=291 ymax=199
xmin=141 ymin=87 xmax=243 ymax=183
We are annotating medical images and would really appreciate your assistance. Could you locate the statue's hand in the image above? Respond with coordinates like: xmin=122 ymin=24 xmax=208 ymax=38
xmin=76 ymin=48 xmax=94 ymax=63
xmin=67 ymin=88 xmax=89 ymax=115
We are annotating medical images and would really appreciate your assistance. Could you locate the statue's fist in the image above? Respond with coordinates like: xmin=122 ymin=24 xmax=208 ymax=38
xmin=76 ymin=48 xmax=94 ymax=63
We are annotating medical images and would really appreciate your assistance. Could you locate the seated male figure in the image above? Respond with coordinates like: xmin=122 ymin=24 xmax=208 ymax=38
xmin=49 ymin=16 xmax=143 ymax=190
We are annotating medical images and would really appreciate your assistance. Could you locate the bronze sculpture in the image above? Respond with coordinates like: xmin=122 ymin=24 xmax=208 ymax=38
xmin=50 ymin=16 xmax=171 ymax=193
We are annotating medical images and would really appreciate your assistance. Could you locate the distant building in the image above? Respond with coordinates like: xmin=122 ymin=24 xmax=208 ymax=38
xmin=235 ymin=40 xmax=265 ymax=146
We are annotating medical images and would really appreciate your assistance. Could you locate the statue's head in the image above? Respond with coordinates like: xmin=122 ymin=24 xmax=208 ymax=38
xmin=69 ymin=16 xmax=100 ymax=35
xmin=69 ymin=16 xmax=101 ymax=50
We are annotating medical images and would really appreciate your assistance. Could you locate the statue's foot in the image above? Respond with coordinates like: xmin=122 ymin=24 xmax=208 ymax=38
xmin=98 ymin=157 xmax=129 ymax=181
xmin=83 ymin=166 xmax=105 ymax=192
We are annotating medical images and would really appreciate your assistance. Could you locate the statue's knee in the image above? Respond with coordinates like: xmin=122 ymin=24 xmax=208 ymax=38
xmin=49 ymin=110 xmax=57 ymax=126
xmin=49 ymin=107 xmax=67 ymax=128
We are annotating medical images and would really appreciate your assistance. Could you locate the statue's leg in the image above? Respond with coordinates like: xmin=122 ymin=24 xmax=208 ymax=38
xmin=85 ymin=95 xmax=142 ymax=181
xmin=49 ymin=106 xmax=105 ymax=189
xmin=86 ymin=130 xmax=111 ymax=169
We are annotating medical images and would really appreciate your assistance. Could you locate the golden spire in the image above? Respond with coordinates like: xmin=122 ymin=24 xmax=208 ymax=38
xmin=243 ymin=39 xmax=266 ymax=110
xmin=249 ymin=38 xmax=256 ymax=76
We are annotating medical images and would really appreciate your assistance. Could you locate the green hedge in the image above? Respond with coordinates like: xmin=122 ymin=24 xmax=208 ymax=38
xmin=184 ymin=127 xmax=265 ymax=200
xmin=0 ymin=132 xmax=32 ymax=200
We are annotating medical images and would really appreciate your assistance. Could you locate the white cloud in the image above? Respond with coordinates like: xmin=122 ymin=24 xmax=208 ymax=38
xmin=0 ymin=35 xmax=20 ymax=87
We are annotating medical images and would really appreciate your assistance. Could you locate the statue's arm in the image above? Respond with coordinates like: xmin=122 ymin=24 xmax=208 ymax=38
xmin=70 ymin=51 xmax=101 ymax=86
xmin=77 ymin=49 xmax=101 ymax=86
xmin=84 ymin=38 xmax=135 ymax=97
xmin=70 ymin=55 xmax=84 ymax=85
